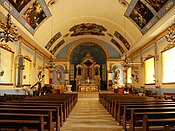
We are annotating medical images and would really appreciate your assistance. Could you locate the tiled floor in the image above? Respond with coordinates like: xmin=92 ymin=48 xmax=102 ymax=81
xmin=60 ymin=93 xmax=124 ymax=131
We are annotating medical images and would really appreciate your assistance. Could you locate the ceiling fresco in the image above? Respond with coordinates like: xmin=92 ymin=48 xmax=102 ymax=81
xmin=69 ymin=23 xmax=107 ymax=36
xmin=50 ymin=39 xmax=65 ymax=55
xmin=45 ymin=32 xmax=62 ymax=50
xmin=125 ymin=0 xmax=175 ymax=34
xmin=111 ymin=38 xmax=125 ymax=54
xmin=0 ymin=0 xmax=51 ymax=34
xmin=114 ymin=31 xmax=130 ymax=50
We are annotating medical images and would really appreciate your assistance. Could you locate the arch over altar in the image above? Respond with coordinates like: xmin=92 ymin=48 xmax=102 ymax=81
xmin=76 ymin=53 xmax=100 ymax=92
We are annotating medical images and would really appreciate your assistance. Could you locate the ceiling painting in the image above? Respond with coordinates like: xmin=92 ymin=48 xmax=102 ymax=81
xmin=125 ymin=0 xmax=175 ymax=34
xmin=0 ymin=0 xmax=51 ymax=34
xmin=114 ymin=31 xmax=130 ymax=50
xmin=45 ymin=32 xmax=62 ymax=50
xmin=69 ymin=23 xmax=107 ymax=36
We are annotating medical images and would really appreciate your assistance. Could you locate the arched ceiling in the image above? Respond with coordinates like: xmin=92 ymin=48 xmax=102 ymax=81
xmin=0 ymin=0 xmax=174 ymax=59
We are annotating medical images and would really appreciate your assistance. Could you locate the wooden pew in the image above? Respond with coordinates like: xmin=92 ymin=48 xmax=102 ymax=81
xmin=121 ymin=103 xmax=175 ymax=126
xmin=125 ymin=107 xmax=175 ymax=131
xmin=1 ymin=93 xmax=78 ymax=128
xmin=0 ymin=93 xmax=78 ymax=131
xmin=0 ymin=113 xmax=47 ymax=131
xmin=0 ymin=105 xmax=60 ymax=131
xmin=142 ymin=114 xmax=175 ymax=131
xmin=0 ymin=102 xmax=63 ymax=128
xmin=0 ymin=108 xmax=54 ymax=131
xmin=164 ymin=125 xmax=175 ymax=131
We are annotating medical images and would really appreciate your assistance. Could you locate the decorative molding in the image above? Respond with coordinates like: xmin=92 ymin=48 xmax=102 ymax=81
xmin=0 ymin=43 xmax=14 ymax=53
xmin=23 ymin=55 xmax=31 ymax=61
xmin=162 ymin=44 xmax=175 ymax=53
xmin=144 ymin=54 xmax=154 ymax=61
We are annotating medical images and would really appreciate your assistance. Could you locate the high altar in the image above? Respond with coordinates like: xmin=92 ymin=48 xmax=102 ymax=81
xmin=76 ymin=53 xmax=100 ymax=92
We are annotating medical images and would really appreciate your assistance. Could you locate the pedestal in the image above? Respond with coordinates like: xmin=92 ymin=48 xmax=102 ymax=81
xmin=66 ymin=85 xmax=72 ymax=92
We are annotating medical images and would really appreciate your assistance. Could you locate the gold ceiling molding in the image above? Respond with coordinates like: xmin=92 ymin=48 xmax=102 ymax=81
xmin=0 ymin=43 xmax=14 ymax=53
xmin=66 ymin=38 xmax=110 ymax=60
xmin=130 ymin=25 xmax=174 ymax=58
xmin=161 ymin=43 xmax=175 ymax=53
xmin=144 ymin=54 xmax=154 ymax=61
xmin=21 ymin=38 xmax=50 ymax=60
xmin=23 ymin=55 xmax=31 ymax=62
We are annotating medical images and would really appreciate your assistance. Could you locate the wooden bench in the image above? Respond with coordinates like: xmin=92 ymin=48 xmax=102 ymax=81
xmin=125 ymin=107 xmax=175 ymax=131
xmin=142 ymin=114 xmax=175 ymax=131
xmin=0 ymin=108 xmax=54 ymax=131
xmin=0 ymin=93 xmax=78 ymax=131
xmin=0 ymin=112 xmax=47 ymax=131
xmin=0 ymin=105 xmax=60 ymax=131
xmin=121 ymin=103 xmax=175 ymax=126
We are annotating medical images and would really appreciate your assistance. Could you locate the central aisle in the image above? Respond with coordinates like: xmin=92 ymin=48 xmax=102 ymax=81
xmin=60 ymin=93 xmax=124 ymax=131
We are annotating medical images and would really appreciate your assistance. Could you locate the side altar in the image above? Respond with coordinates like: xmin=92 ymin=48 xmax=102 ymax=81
xmin=76 ymin=53 xmax=100 ymax=92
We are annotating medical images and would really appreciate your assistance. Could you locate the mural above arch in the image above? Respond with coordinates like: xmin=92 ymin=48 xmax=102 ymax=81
xmin=56 ymin=38 xmax=121 ymax=59
xmin=70 ymin=42 xmax=106 ymax=64
xmin=125 ymin=0 xmax=175 ymax=34
xmin=0 ymin=0 xmax=51 ymax=34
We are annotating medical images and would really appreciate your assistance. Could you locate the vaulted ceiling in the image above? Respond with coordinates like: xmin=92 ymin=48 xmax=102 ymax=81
xmin=0 ymin=0 xmax=174 ymax=59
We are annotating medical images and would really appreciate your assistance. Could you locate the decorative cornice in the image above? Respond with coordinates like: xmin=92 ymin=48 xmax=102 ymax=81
xmin=162 ymin=44 xmax=175 ymax=53
xmin=0 ymin=43 xmax=14 ymax=53
xmin=23 ymin=55 xmax=31 ymax=61
xmin=144 ymin=54 xmax=154 ymax=61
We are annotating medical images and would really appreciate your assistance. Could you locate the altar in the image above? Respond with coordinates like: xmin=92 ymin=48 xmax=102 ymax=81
xmin=76 ymin=53 xmax=101 ymax=92
xmin=78 ymin=85 xmax=98 ymax=92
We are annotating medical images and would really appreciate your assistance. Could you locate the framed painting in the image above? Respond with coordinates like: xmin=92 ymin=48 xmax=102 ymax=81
xmin=125 ymin=0 xmax=175 ymax=34
xmin=0 ymin=0 xmax=51 ymax=35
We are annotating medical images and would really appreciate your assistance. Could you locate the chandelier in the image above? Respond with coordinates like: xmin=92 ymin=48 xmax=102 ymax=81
xmin=121 ymin=55 xmax=143 ymax=68
xmin=45 ymin=56 xmax=56 ymax=70
xmin=165 ymin=17 xmax=175 ymax=43
xmin=0 ymin=13 xmax=20 ymax=43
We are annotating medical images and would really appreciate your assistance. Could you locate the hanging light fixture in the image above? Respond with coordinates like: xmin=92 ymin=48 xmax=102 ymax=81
xmin=165 ymin=16 xmax=175 ymax=43
xmin=0 ymin=13 xmax=20 ymax=43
